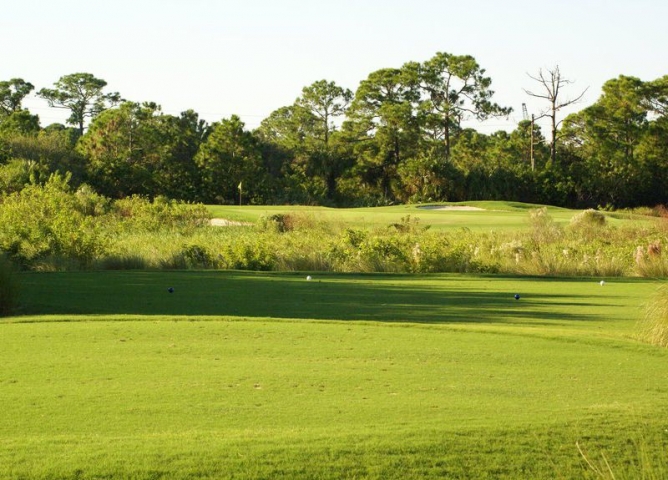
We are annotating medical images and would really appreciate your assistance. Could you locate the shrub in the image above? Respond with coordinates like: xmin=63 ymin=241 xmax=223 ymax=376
xmin=218 ymin=239 xmax=275 ymax=271
xmin=165 ymin=244 xmax=216 ymax=269
xmin=0 ymin=174 xmax=108 ymax=269
xmin=257 ymin=213 xmax=321 ymax=233
xmin=327 ymin=228 xmax=493 ymax=274
xmin=528 ymin=207 xmax=563 ymax=245
xmin=0 ymin=254 xmax=18 ymax=316
xmin=358 ymin=236 xmax=410 ymax=272
xmin=568 ymin=209 xmax=609 ymax=244
xmin=0 ymin=158 xmax=48 ymax=194
xmin=341 ymin=228 xmax=367 ymax=248
xmin=412 ymin=233 xmax=492 ymax=273
xmin=570 ymin=209 xmax=606 ymax=229
xmin=95 ymin=255 xmax=148 ymax=270
xmin=112 ymin=196 xmax=210 ymax=233
xmin=75 ymin=184 xmax=110 ymax=216
xmin=257 ymin=213 xmax=294 ymax=233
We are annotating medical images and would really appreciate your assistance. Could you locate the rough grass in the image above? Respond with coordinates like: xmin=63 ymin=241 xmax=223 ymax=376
xmin=3 ymin=271 xmax=668 ymax=478
xmin=84 ymin=206 xmax=667 ymax=279
xmin=639 ymin=283 xmax=668 ymax=347
xmin=3 ymin=197 xmax=664 ymax=277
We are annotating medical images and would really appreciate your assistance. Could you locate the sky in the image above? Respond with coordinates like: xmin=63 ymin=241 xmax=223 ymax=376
xmin=4 ymin=0 xmax=667 ymax=134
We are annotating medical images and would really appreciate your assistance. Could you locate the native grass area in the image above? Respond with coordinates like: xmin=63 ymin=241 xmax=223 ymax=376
xmin=1 ymin=178 xmax=666 ymax=277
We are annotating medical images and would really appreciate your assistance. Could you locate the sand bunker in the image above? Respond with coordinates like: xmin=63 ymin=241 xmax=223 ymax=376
xmin=210 ymin=218 xmax=252 ymax=226
xmin=417 ymin=205 xmax=485 ymax=211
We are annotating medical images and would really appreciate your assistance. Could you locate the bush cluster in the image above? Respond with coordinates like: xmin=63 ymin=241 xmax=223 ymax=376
xmin=113 ymin=196 xmax=210 ymax=233
xmin=0 ymin=174 xmax=107 ymax=269
xmin=1 ymin=179 xmax=667 ymax=278
xmin=0 ymin=176 xmax=211 ymax=270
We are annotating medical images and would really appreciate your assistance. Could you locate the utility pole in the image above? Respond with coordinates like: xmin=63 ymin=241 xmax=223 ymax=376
xmin=530 ymin=113 xmax=535 ymax=172
xmin=522 ymin=103 xmax=535 ymax=171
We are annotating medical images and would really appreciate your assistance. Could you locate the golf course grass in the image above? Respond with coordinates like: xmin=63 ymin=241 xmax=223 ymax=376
xmin=2 ymin=271 xmax=667 ymax=478
xmin=206 ymin=202 xmax=575 ymax=232
xmin=205 ymin=201 xmax=645 ymax=232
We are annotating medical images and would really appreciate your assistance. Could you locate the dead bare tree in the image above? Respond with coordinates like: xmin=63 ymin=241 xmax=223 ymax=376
xmin=524 ymin=66 xmax=588 ymax=165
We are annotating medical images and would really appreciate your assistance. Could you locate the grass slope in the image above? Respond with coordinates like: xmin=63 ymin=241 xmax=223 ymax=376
xmin=2 ymin=271 xmax=668 ymax=479
xmin=206 ymin=201 xmax=642 ymax=232
xmin=206 ymin=201 xmax=569 ymax=231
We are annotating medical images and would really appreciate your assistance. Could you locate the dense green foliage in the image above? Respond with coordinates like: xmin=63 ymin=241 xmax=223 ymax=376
xmin=1 ymin=178 xmax=666 ymax=278
xmin=0 ymin=174 xmax=106 ymax=269
xmin=3 ymin=272 xmax=667 ymax=478
xmin=37 ymin=73 xmax=121 ymax=135
xmin=2 ymin=56 xmax=667 ymax=208
xmin=0 ymin=175 xmax=209 ymax=270
xmin=0 ymin=254 xmax=17 ymax=316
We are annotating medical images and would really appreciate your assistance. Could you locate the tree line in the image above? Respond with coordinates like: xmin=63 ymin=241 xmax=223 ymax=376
xmin=1 ymin=53 xmax=667 ymax=208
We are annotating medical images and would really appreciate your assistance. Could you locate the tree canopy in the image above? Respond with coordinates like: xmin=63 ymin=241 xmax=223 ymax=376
xmin=1 ymin=56 xmax=667 ymax=209
xmin=38 ymin=73 xmax=121 ymax=135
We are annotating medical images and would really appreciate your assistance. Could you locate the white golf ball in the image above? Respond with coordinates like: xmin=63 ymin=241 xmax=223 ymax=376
xmin=306 ymin=275 xmax=312 ymax=281
xmin=600 ymin=280 xmax=605 ymax=286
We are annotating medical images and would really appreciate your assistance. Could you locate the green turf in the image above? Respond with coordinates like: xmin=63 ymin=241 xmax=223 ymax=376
xmin=205 ymin=201 xmax=640 ymax=232
xmin=205 ymin=201 xmax=570 ymax=231
xmin=3 ymin=271 xmax=668 ymax=478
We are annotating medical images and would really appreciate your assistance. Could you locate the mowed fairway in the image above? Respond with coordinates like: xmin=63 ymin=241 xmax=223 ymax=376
xmin=206 ymin=201 xmax=583 ymax=232
xmin=2 ymin=271 xmax=668 ymax=478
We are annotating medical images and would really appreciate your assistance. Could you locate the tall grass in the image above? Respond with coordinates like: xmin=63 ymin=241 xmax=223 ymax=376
xmin=639 ymin=284 xmax=668 ymax=347
xmin=634 ymin=240 xmax=668 ymax=277
xmin=2 ymin=183 xmax=667 ymax=278
xmin=47 ymin=210 xmax=668 ymax=277
xmin=577 ymin=434 xmax=668 ymax=480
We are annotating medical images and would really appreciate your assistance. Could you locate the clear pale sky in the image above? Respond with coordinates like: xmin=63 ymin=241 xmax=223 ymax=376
xmin=4 ymin=0 xmax=667 ymax=133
